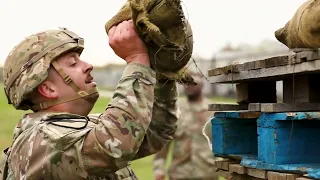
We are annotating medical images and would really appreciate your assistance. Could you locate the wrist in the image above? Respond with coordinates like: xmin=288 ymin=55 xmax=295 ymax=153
xmin=125 ymin=53 xmax=150 ymax=67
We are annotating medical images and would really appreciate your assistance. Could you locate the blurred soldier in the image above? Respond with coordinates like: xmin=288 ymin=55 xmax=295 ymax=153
xmin=153 ymin=72 xmax=218 ymax=180
xmin=0 ymin=20 xmax=179 ymax=179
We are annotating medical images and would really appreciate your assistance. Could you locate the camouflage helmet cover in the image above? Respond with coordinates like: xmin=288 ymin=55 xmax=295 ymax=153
xmin=3 ymin=28 xmax=84 ymax=110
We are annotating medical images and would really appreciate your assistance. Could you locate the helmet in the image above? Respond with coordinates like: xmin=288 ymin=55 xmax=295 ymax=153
xmin=3 ymin=28 xmax=85 ymax=110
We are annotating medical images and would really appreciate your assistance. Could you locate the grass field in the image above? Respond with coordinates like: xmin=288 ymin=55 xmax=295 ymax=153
xmin=0 ymin=84 xmax=232 ymax=179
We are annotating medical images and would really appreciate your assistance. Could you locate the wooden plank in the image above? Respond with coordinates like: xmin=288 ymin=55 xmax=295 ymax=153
xmin=215 ymin=158 xmax=239 ymax=171
xmin=283 ymin=74 xmax=320 ymax=103
xmin=213 ymin=111 xmax=261 ymax=119
xmin=208 ymin=104 xmax=248 ymax=111
xmin=254 ymin=60 xmax=266 ymax=70
xmin=267 ymin=171 xmax=301 ymax=180
xmin=247 ymin=168 xmax=267 ymax=179
xmin=296 ymin=178 xmax=314 ymax=180
xmin=222 ymin=161 xmax=232 ymax=171
xmin=215 ymin=161 xmax=223 ymax=169
xmin=286 ymin=174 xmax=302 ymax=180
xmin=267 ymin=172 xmax=286 ymax=180
xmin=208 ymin=50 xmax=320 ymax=77
xmin=215 ymin=159 xmax=230 ymax=169
xmin=244 ymin=61 xmax=256 ymax=71
xmin=229 ymin=164 xmax=247 ymax=174
xmin=218 ymin=170 xmax=263 ymax=180
xmin=232 ymin=63 xmax=245 ymax=72
xmin=220 ymin=66 xmax=231 ymax=74
xmin=248 ymin=103 xmax=261 ymax=111
xmin=210 ymin=68 xmax=220 ymax=76
xmin=276 ymin=56 xmax=290 ymax=66
xmin=296 ymin=50 xmax=320 ymax=63
xmin=259 ymin=103 xmax=320 ymax=112
xmin=209 ymin=59 xmax=320 ymax=83
xmin=290 ymin=48 xmax=319 ymax=53
xmin=265 ymin=56 xmax=277 ymax=68
xmin=208 ymin=55 xmax=290 ymax=76
xmin=283 ymin=75 xmax=309 ymax=103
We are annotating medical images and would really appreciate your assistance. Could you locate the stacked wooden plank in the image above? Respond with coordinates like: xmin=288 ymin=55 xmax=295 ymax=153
xmin=215 ymin=158 xmax=311 ymax=180
xmin=209 ymin=48 xmax=320 ymax=112
xmin=209 ymin=49 xmax=320 ymax=179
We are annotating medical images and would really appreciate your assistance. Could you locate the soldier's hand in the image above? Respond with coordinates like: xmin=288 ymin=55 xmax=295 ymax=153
xmin=108 ymin=20 xmax=150 ymax=66
xmin=155 ymin=174 xmax=165 ymax=180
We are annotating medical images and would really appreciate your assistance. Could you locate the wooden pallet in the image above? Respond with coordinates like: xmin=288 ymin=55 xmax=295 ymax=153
xmin=211 ymin=111 xmax=320 ymax=179
xmin=209 ymin=49 xmax=320 ymax=179
xmin=209 ymin=103 xmax=320 ymax=112
xmin=215 ymin=158 xmax=316 ymax=180
xmin=208 ymin=51 xmax=320 ymax=112
xmin=208 ymin=49 xmax=320 ymax=83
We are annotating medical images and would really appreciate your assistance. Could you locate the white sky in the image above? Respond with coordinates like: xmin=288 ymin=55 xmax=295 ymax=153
xmin=0 ymin=0 xmax=306 ymax=66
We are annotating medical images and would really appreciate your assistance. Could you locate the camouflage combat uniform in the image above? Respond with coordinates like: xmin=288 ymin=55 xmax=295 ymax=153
xmin=153 ymin=98 xmax=218 ymax=180
xmin=0 ymin=28 xmax=179 ymax=180
xmin=1 ymin=64 xmax=179 ymax=180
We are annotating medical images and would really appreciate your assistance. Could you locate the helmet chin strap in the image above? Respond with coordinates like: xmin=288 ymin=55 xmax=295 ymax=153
xmin=32 ymin=61 xmax=99 ymax=111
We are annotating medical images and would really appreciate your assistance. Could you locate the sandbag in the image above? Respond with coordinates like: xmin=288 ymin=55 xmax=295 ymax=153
xmin=105 ymin=0 xmax=195 ymax=84
xmin=275 ymin=0 xmax=320 ymax=48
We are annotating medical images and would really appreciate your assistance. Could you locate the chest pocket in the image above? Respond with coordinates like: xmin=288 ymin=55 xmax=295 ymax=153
xmin=38 ymin=114 xmax=98 ymax=151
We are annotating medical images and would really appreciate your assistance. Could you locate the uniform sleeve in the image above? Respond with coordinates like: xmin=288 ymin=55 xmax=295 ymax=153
xmin=81 ymin=63 xmax=156 ymax=175
xmin=132 ymin=80 xmax=179 ymax=160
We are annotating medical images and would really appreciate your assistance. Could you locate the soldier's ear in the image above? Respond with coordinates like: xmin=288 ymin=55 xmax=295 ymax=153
xmin=37 ymin=81 xmax=59 ymax=99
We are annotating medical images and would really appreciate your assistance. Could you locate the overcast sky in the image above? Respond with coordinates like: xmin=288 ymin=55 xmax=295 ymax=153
xmin=0 ymin=0 xmax=306 ymax=66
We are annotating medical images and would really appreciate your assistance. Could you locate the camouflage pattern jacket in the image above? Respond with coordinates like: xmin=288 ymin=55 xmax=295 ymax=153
xmin=153 ymin=97 xmax=218 ymax=180
xmin=0 ymin=63 xmax=179 ymax=180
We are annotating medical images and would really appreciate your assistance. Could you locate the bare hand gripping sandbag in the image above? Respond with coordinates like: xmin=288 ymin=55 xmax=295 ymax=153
xmin=275 ymin=0 xmax=320 ymax=48
xmin=105 ymin=0 xmax=196 ymax=84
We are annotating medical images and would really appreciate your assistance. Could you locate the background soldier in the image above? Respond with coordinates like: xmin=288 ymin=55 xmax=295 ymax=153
xmin=153 ymin=72 xmax=218 ymax=180
xmin=0 ymin=20 xmax=179 ymax=179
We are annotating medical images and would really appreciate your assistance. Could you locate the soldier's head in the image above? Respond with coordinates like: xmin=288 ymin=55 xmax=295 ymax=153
xmin=184 ymin=71 xmax=204 ymax=101
xmin=3 ymin=28 xmax=99 ymax=116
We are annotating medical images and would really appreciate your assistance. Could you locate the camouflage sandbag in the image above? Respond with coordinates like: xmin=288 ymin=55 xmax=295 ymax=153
xmin=275 ymin=0 xmax=320 ymax=48
xmin=105 ymin=0 xmax=195 ymax=84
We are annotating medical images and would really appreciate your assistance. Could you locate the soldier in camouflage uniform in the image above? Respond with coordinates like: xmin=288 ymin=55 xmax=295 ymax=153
xmin=153 ymin=72 xmax=218 ymax=180
xmin=0 ymin=20 xmax=179 ymax=179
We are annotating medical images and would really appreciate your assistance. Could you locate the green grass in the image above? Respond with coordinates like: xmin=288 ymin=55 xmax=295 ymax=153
xmin=0 ymin=84 xmax=229 ymax=179
xmin=0 ymin=90 xmax=27 ymax=150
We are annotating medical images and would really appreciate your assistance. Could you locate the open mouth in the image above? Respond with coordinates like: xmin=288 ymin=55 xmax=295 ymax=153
xmin=85 ymin=76 xmax=96 ymax=86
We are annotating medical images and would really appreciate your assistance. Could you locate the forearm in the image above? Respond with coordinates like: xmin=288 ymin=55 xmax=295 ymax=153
xmin=133 ymin=80 xmax=179 ymax=159
xmin=82 ymin=63 xmax=156 ymax=173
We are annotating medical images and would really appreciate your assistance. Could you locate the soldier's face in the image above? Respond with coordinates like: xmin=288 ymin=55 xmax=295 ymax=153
xmin=184 ymin=75 xmax=203 ymax=99
xmin=185 ymin=83 xmax=202 ymax=97
xmin=46 ymin=51 xmax=99 ymax=114
xmin=54 ymin=51 xmax=97 ymax=90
